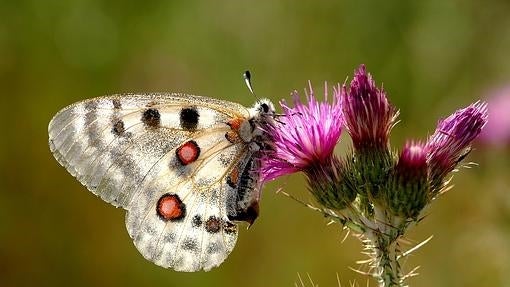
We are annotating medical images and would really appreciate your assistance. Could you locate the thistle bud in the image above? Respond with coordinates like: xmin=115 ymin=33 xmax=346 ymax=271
xmin=426 ymin=101 xmax=488 ymax=196
xmin=341 ymin=65 xmax=399 ymax=198
xmin=384 ymin=142 xmax=429 ymax=219
xmin=342 ymin=65 xmax=398 ymax=153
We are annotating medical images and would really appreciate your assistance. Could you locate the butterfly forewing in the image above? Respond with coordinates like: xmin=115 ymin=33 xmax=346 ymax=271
xmin=48 ymin=93 xmax=261 ymax=271
xmin=48 ymin=93 xmax=248 ymax=206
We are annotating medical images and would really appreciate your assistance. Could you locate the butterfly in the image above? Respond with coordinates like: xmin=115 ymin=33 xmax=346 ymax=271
xmin=48 ymin=85 xmax=276 ymax=272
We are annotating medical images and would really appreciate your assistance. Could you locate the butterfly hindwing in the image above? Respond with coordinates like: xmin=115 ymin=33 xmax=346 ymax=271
xmin=122 ymin=119 xmax=247 ymax=271
xmin=126 ymin=170 xmax=240 ymax=271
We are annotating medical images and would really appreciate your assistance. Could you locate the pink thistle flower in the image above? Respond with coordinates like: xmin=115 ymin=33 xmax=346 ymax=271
xmin=426 ymin=101 xmax=488 ymax=195
xmin=341 ymin=65 xmax=398 ymax=152
xmin=262 ymin=82 xmax=344 ymax=181
xmin=262 ymin=82 xmax=356 ymax=209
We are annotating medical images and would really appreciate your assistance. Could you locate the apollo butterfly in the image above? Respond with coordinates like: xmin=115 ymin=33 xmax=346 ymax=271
xmin=48 ymin=74 xmax=275 ymax=272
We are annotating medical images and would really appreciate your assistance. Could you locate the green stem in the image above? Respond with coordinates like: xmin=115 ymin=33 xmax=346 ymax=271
xmin=374 ymin=234 xmax=401 ymax=287
xmin=369 ymin=207 xmax=405 ymax=287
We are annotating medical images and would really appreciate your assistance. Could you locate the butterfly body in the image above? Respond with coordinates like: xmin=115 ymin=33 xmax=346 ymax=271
xmin=48 ymin=93 xmax=275 ymax=272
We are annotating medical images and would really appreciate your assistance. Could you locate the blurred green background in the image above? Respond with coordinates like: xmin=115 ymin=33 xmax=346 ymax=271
xmin=2 ymin=0 xmax=510 ymax=286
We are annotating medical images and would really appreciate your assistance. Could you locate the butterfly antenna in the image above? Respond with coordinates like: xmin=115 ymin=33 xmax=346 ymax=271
xmin=243 ymin=70 xmax=259 ymax=99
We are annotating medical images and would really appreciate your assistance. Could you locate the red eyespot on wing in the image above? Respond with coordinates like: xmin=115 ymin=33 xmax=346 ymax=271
xmin=176 ymin=140 xmax=200 ymax=165
xmin=157 ymin=193 xmax=186 ymax=221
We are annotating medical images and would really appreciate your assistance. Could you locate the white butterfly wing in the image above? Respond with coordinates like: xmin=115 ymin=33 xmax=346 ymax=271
xmin=48 ymin=93 xmax=255 ymax=271
xmin=121 ymin=120 xmax=251 ymax=271
xmin=126 ymin=148 xmax=250 ymax=271
xmin=48 ymin=93 xmax=249 ymax=207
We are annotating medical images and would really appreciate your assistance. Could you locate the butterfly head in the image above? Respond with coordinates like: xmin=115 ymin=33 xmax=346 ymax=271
xmin=244 ymin=99 xmax=276 ymax=152
xmin=251 ymin=98 xmax=275 ymax=118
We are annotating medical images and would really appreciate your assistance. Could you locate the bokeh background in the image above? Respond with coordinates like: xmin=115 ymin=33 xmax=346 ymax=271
xmin=2 ymin=1 xmax=510 ymax=286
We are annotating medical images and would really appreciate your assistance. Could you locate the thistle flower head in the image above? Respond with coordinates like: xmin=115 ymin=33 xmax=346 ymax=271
xmin=397 ymin=142 xmax=428 ymax=176
xmin=262 ymin=83 xmax=356 ymax=209
xmin=341 ymin=65 xmax=398 ymax=199
xmin=426 ymin=101 xmax=488 ymax=195
xmin=342 ymin=65 xmax=398 ymax=152
xmin=262 ymin=82 xmax=344 ymax=181
xmin=384 ymin=141 xmax=429 ymax=219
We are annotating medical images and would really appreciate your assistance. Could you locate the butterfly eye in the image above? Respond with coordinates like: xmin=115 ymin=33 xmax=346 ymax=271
xmin=261 ymin=103 xmax=269 ymax=113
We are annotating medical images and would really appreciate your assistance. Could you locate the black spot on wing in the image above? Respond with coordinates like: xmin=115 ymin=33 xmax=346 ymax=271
xmin=112 ymin=99 xmax=122 ymax=109
xmin=223 ymin=221 xmax=237 ymax=235
xmin=180 ymin=107 xmax=200 ymax=130
xmin=142 ymin=108 xmax=160 ymax=127
xmin=84 ymin=101 xmax=100 ymax=148
xmin=112 ymin=120 xmax=125 ymax=136
xmin=205 ymin=216 xmax=221 ymax=233
xmin=192 ymin=215 xmax=202 ymax=227
xmin=181 ymin=238 xmax=199 ymax=252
